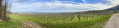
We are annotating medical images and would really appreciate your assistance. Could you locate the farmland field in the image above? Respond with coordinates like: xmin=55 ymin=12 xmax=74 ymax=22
xmin=9 ymin=14 xmax=112 ymax=28
xmin=0 ymin=18 xmax=22 ymax=28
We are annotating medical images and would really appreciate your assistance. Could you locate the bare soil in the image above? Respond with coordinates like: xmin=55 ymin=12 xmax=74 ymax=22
xmin=19 ymin=20 xmax=42 ymax=28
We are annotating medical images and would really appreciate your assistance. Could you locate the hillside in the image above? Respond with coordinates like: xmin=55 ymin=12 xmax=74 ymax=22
xmin=75 ymin=5 xmax=119 ymax=14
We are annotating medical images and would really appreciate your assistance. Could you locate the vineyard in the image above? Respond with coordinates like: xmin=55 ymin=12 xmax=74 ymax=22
xmin=9 ymin=14 xmax=112 ymax=28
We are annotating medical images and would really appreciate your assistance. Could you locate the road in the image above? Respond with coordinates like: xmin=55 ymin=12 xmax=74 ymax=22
xmin=105 ymin=14 xmax=119 ymax=28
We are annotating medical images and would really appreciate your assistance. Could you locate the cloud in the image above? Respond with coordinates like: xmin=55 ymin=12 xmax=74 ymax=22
xmin=11 ymin=0 xmax=119 ymax=13
xmin=82 ymin=0 xmax=87 ymax=3
xmin=108 ymin=0 xmax=119 ymax=5
xmin=12 ymin=0 xmax=37 ymax=3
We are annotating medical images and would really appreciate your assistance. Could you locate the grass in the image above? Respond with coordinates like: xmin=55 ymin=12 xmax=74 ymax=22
xmin=0 ymin=16 xmax=22 ymax=28
xmin=9 ymin=14 xmax=113 ymax=28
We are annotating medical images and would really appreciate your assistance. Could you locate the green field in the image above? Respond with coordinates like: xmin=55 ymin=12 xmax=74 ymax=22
xmin=0 ymin=17 xmax=22 ymax=28
xmin=9 ymin=14 xmax=112 ymax=28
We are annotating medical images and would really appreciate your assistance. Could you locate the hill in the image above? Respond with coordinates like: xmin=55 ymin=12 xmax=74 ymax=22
xmin=75 ymin=5 xmax=119 ymax=14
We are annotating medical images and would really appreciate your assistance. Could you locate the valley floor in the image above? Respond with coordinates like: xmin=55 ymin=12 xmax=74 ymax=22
xmin=9 ymin=14 xmax=112 ymax=28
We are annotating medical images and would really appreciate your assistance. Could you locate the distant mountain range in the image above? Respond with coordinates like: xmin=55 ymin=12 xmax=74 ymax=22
xmin=106 ymin=5 xmax=119 ymax=10
xmin=75 ymin=5 xmax=119 ymax=14
xmin=101 ymin=5 xmax=119 ymax=13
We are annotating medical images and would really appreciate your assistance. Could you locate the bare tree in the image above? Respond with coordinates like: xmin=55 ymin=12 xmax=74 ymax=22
xmin=77 ymin=15 xmax=80 ymax=21
xmin=71 ymin=15 xmax=74 ymax=21
xmin=0 ymin=0 xmax=10 ymax=22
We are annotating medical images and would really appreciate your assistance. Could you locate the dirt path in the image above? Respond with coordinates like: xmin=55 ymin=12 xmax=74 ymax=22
xmin=14 ymin=17 xmax=42 ymax=28
xmin=19 ymin=20 xmax=42 ymax=28
xmin=104 ymin=14 xmax=119 ymax=28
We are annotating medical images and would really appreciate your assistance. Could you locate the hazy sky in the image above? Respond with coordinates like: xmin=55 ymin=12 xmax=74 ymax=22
xmin=10 ymin=0 xmax=119 ymax=13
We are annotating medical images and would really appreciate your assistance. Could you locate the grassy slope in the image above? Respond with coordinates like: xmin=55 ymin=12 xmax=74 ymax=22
xmin=0 ymin=16 xmax=22 ymax=28
xmin=10 ymin=14 xmax=113 ymax=28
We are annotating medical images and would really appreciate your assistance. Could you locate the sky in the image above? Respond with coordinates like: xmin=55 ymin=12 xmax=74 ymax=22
xmin=10 ymin=0 xmax=119 ymax=13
